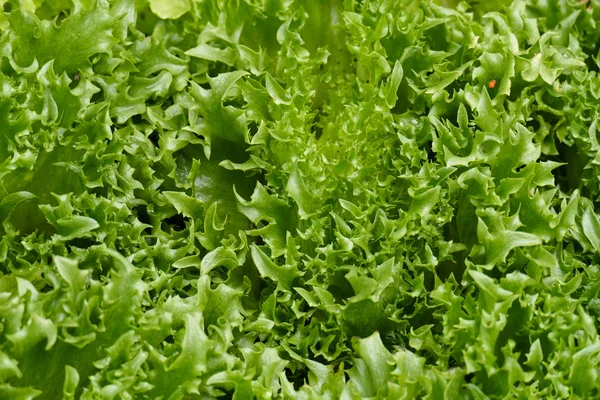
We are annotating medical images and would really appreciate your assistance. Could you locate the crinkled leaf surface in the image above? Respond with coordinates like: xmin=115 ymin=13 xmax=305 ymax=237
xmin=1 ymin=0 xmax=600 ymax=399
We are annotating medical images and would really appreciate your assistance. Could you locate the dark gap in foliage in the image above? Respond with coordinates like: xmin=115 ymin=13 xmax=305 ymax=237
xmin=0 ymin=57 xmax=13 ymax=76
xmin=164 ymin=334 xmax=176 ymax=345
xmin=418 ymin=349 xmax=437 ymax=364
xmin=439 ymin=219 xmax=468 ymax=282
xmin=15 ymin=92 xmax=27 ymax=104
xmin=39 ymin=271 xmax=53 ymax=293
xmin=538 ymin=111 xmax=563 ymax=131
xmin=273 ymin=324 xmax=290 ymax=337
xmin=584 ymin=41 xmax=600 ymax=73
xmin=135 ymin=8 xmax=161 ymax=35
xmin=3 ymin=2 xmax=12 ymax=12
xmin=285 ymin=367 xmax=308 ymax=391
xmin=391 ymin=91 xmax=408 ymax=114
xmin=251 ymin=234 xmax=265 ymax=246
xmin=256 ymin=171 xmax=268 ymax=188
xmin=465 ymin=373 xmax=474 ymax=383
xmin=65 ymin=326 xmax=78 ymax=337
xmin=425 ymin=141 xmax=436 ymax=162
xmin=328 ymin=270 xmax=355 ymax=302
xmin=164 ymin=213 xmax=188 ymax=231
xmin=540 ymin=91 xmax=565 ymax=111
xmin=68 ymin=237 xmax=96 ymax=250
xmin=311 ymin=353 xmax=330 ymax=366
xmin=541 ymin=140 xmax=586 ymax=194
xmin=526 ymin=118 xmax=541 ymax=133
xmin=30 ymin=120 xmax=45 ymax=134
xmin=130 ymin=114 xmax=144 ymax=126
xmin=39 ymin=285 xmax=53 ymax=294
xmin=147 ymin=287 xmax=158 ymax=304
xmin=199 ymin=81 xmax=212 ymax=90
xmin=88 ymin=305 xmax=102 ymax=327
xmin=222 ymin=93 xmax=245 ymax=109
xmin=488 ymin=264 xmax=509 ymax=281
xmin=344 ymin=371 xmax=351 ymax=383
xmin=332 ymin=363 xmax=341 ymax=373
xmin=90 ymin=90 xmax=104 ymax=104
xmin=160 ymin=97 xmax=174 ymax=109
xmin=448 ymin=355 xmax=459 ymax=368
xmin=494 ymin=301 xmax=531 ymax=367
xmin=134 ymin=205 xmax=152 ymax=226
xmin=436 ymin=258 xmax=465 ymax=283
xmin=179 ymin=282 xmax=194 ymax=295
xmin=423 ymin=270 xmax=435 ymax=292
xmin=68 ymin=73 xmax=81 ymax=89
xmin=55 ymin=10 xmax=70 ymax=25
xmin=550 ymin=162 xmax=571 ymax=193
xmin=405 ymin=315 xmax=439 ymax=348
xmin=402 ymin=299 xmax=416 ymax=318
xmin=312 ymin=107 xmax=324 ymax=140
xmin=217 ymin=390 xmax=234 ymax=400
xmin=194 ymin=131 xmax=206 ymax=142
xmin=383 ymin=331 xmax=406 ymax=351
xmin=442 ymin=110 xmax=460 ymax=129
xmin=247 ymin=121 xmax=259 ymax=137
xmin=556 ymin=141 xmax=586 ymax=193
xmin=146 ymin=70 xmax=164 ymax=79
xmin=148 ymin=131 xmax=160 ymax=148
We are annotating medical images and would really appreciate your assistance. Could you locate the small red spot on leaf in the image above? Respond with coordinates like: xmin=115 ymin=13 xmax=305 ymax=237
xmin=488 ymin=79 xmax=497 ymax=89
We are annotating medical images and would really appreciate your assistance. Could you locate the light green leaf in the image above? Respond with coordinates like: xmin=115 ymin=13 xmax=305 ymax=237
xmin=149 ymin=0 xmax=190 ymax=19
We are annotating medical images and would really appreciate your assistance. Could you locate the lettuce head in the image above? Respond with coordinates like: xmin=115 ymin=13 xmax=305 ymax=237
xmin=1 ymin=0 xmax=600 ymax=398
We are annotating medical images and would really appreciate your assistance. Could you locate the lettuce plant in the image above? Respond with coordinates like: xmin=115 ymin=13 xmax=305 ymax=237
xmin=1 ymin=0 xmax=600 ymax=398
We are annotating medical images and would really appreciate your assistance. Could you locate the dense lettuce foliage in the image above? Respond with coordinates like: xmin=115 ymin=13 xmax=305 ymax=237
xmin=1 ymin=0 xmax=600 ymax=398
